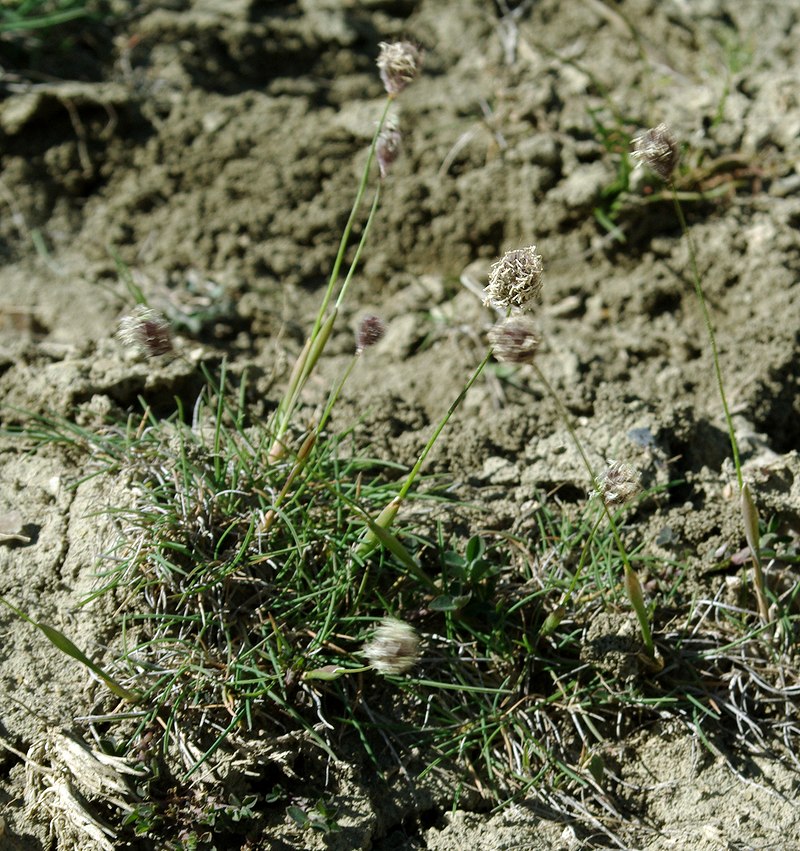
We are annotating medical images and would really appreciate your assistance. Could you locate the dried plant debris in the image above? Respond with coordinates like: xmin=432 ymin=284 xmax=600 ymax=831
xmin=0 ymin=509 xmax=30 ymax=545
xmin=21 ymin=729 xmax=145 ymax=851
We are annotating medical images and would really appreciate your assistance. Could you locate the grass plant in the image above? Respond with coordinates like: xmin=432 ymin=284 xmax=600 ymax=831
xmin=5 ymin=379 xmax=798 ymax=842
xmin=1 ymin=28 xmax=798 ymax=849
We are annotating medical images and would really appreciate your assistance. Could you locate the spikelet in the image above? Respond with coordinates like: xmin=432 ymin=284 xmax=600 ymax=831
xmin=376 ymin=41 xmax=423 ymax=97
xmin=597 ymin=460 xmax=642 ymax=507
xmin=631 ymin=123 xmax=679 ymax=181
xmin=362 ymin=617 xmax=420 ymax=675
xmin=483 ymin=246 xmax=544 ymax=312
xmin=488 ymin=316 xmax=541 ymax=364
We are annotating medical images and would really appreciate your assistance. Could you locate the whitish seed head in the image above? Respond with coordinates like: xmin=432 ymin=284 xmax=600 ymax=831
xmin=376 ymin=121 xmax=402 ymax=179
xmin=117 ymin=305 xmax=173 ymax=357
xmin=488 ymin=316 xmax=541 ymax=364
xmin=356 ymin=314 xmax=386 ymax=352
xmin=377 ymin=41 xmax=423 ymax=97
xmin=362 ymin=617 xmax=420 ymax=675
xmin=597 ymin=460 xmax=642 ymax=507
xmin=483 ymin=245 xmax=544 ymax=312
xmin=631 ymin=123 xmax=679 ymax=181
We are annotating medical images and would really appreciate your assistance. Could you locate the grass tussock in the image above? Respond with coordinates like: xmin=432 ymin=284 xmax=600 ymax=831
xmin=8 ymin=369 xmax=799 ymax=846
xmin=1 ymin=21 xmax=799 ymax=850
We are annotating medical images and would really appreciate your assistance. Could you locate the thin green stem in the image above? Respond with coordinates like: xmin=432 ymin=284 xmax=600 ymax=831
xmin=561 ymin=512 xmax=605 ymax=608
xmin=398 ymin=348 xmax=493 ymax=504
xmin=269 ymin=311 xmax=337 ymax=461
xmin=605 ymin=512 xmax=655 ymax=659
xmin=265 ymin=355 xmax=360 ymax=524
xmin=271 ymin=182 xmax=382 ymax=457
xmin=539 ymin=511 xmax=605 ymax=639
xmin=269 ymin=98 xmax=392 ymax=458
xmin=670 ymin=186 xmax=772 ymax=625
xmin=531 ymin=363 xmax=655 ymax=658
xmin=357 ymin=348 xmax=494 ymax=556
xmin=319 ymin=354 xmax=359 ymax=435
xmin=270 ymin=185 xmax=383 ymax=457
xmin=312 ymin=98 xmax=392 ymax=338
xmin=670 ymin=186 xmax=742 ymax=489
xmin=530 ymin=364 xmax=598 ymax=491
xmin=336 ymin=187 xmax=381 ymax=310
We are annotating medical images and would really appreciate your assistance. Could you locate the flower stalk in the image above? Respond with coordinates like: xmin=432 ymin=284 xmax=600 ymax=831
xmin=268 ymin=43 xmax=423 ymax=463
xmin=268 ymin=148 xmax=387 ymax=463
xmin=634 ymin=122 xmax=770 ymax=627
xmin=530 ymin=363 xmax=656 ymax=661
xmin=264 ymin=317 xmax=386 ymax=531
xmin=672 ymin=177 xmax=770 ymax=625
xmin=356 ymin=348 xmax=494 ymax=557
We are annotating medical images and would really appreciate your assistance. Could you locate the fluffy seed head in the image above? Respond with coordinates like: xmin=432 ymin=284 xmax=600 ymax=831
xmin=631 ymin=123 xmax=679 ymax=181
xmin=483 ymin=246 xmax=544 ymax=312
xmin=363 ymin=617 xmax=420 ymax=675
xmin=376 ymin=122 xmax=402 ymax=179
xmin=356 ymin=314 xmax=386 ymax=353
xmin=488 ymin=317 xmax=541 ymax=364
xmin=377 ymin=41 xmax=423 ymax=97
xmin=597 ymin=460 xmax=642 ymax=507
xmin=117 ymin=305 xmax=173 ymax=357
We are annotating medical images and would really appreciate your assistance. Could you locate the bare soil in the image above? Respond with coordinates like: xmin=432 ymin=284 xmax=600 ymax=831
xmin=1 ymin=1 xmax=799 ymax=849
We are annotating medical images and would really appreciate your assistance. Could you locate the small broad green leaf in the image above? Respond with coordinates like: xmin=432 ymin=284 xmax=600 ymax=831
xmin=265 ymin=784 xmax=286 ymax=804
xmin=429 ymin=592 xmax=471 ymax=612
xmin=287 ymin=806 xmax=310 ymax=828
xmin=443 ymin=551 xmax=466 ymax=569
xmin=466 ymin=560 xmax=496 ymax=584
xmin=465 ymin=535 xmax=485 ymax=563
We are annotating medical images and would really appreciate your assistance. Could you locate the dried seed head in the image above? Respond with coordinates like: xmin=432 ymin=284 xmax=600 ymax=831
xmin=483 ymin=245 xmax=544 ymax=312
xmin=376 ymin=121 xmax=402 ymax=179
xmin=631 ymin=123 xmax=679 ymax=181
xmin=597 ymin=460 xmax=642 ymax=507
xmin=488 ymin=316 xmax=541 ymax=364
xmin=356 ymin=314 xmax=386 ymax=353
xmin=117 ymin=305 xmax=173 ymax=357
xmin=377 ymin=41 xmax=423 ymax=97
xmin=363 ymin=617 xmax=420 ymax=675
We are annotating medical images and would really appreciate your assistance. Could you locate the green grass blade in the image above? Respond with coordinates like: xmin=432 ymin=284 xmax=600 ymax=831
xmin=0 ymin=594 xmax=138 ymax=702
xmin=0 ymin=7 xmax=88 ymax=33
